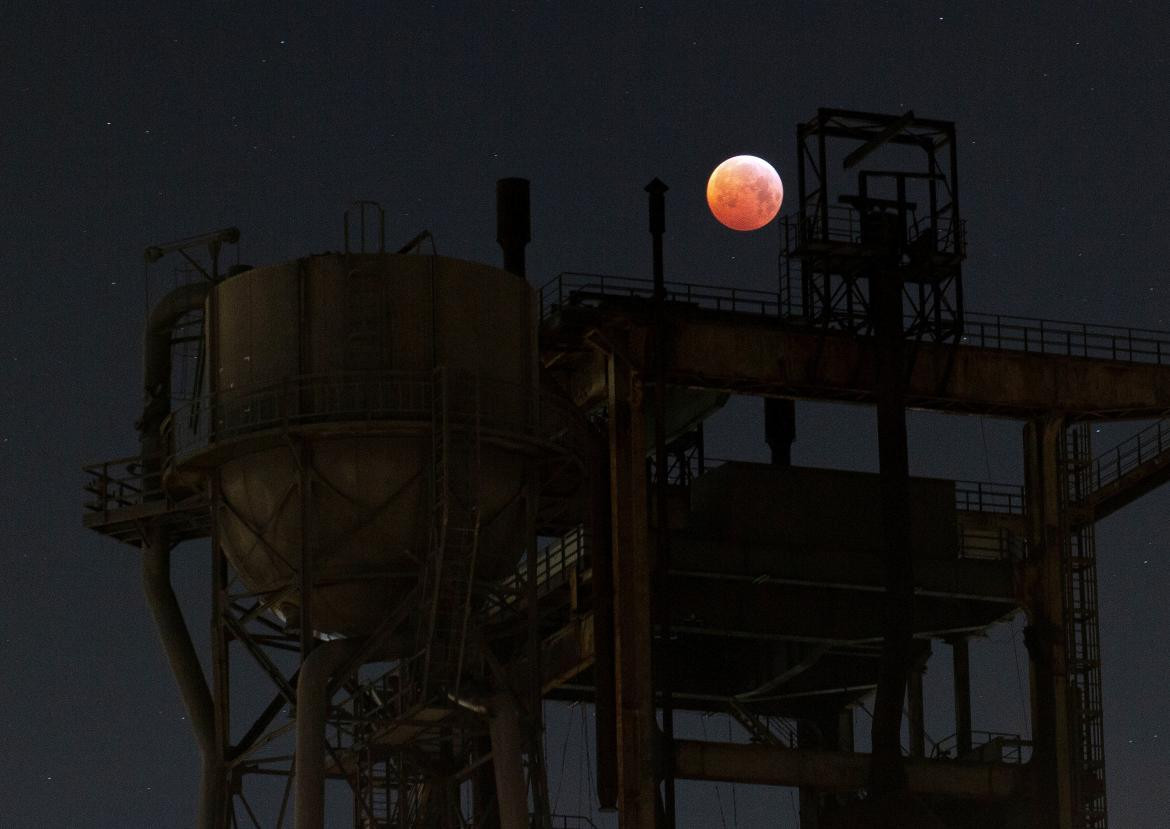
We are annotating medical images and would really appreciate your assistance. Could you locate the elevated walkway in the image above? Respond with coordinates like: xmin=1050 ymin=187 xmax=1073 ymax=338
xmin=1079 ymin=418 xmax=1170 ymax=520
xmin=541 ymin=272 xmax=1170 ymax=419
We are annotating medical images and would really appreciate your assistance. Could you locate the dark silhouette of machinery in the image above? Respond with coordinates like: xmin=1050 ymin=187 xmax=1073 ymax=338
xmin=86 ymin=111 xmax=1170 ymax=828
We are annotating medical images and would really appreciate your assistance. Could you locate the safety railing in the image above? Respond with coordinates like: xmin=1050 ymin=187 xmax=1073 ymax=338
xmin=540 ymin=272 xmax=1170 ymax=366
xmin=491 ymin=525 xmax=590 ymax=616
xmin=954 ymin=481 xmax=1025 ymax=515
xmin=958 ymin=312 xmax=1170 ymax=364
xmin=931 ymin=731 xmax=1031 ymax=764
xmin=163 ymin=370 xmax=588 ymax=463
xmin=541 ymin=272 xmax=783 ymax=321
xmin=82 ymin=455 xmax=159 ymax=513
xmin=1088 ymin=418 xmax=1170 ymax=493
xmin=333 ymin=650 xmax=429 ymax=743
xmin=780 ymin=207 xmax=966 ymax=256
xmin=547 ymin=816 xmax=599 ymax=829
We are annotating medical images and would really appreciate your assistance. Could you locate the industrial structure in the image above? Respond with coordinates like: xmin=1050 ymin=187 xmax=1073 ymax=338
xmin=83 ymin=110 xmax=1170 ymax=827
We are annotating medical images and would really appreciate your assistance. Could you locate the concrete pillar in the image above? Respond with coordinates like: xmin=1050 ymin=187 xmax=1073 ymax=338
xmin=606 ymin=354 xmax=657 ymax=829
xmin=1023 ymin=417 xmax=1076 ymax=829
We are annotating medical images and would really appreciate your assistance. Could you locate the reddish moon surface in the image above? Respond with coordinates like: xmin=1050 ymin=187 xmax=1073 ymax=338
xmin=706 ymin=155 xmax=784 ymax=231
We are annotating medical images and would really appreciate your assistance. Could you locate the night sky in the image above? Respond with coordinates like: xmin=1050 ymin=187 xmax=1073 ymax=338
xmin=4 ymin=2 xmax=1170 ymax=826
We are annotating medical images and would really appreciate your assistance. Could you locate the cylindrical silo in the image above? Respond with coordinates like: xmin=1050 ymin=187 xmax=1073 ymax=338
xmin=168 ymin=252 xmax=546 ymax=637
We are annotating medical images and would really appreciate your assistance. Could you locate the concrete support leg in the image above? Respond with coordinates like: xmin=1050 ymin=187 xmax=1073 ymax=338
xmin=1023 ymin=417 xmax=1076 ymax=829
xmin=294 ymin=639 xmax=363 ymax=829
xmin=606 ymin=355 xmax=657 ymax=829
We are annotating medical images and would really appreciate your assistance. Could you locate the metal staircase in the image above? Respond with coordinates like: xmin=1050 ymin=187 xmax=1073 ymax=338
xmin=728 ymin=699 xmax=798 ymax=748
xmin=1064 ymin=424 xmax=1109 ymax=829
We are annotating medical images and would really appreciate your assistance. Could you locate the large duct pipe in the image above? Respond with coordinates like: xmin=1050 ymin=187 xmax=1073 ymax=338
xmin=496 ymin=177 xmax=530 ymax=278
xmin=141 ymin=281 xmax=213 ymax=466
xmin=487 ymin=693 xmax=530 ymax=829
xmin=138 ymin=281 xmax=220 ymax=828
xmin=294 ymin=639 xmax=364 ymax=829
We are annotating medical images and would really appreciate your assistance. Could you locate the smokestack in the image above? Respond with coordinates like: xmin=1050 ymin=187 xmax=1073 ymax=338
xmin=496 ymin=177 xmax=530 ymax=278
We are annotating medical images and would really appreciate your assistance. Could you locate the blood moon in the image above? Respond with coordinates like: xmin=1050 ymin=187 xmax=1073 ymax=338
xmin=706 ymin=155 xmax=784 ymax=231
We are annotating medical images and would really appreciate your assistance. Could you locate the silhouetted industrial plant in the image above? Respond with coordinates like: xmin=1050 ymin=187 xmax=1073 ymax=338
xmin=87 ymin=110 xmax=1170 ymax=827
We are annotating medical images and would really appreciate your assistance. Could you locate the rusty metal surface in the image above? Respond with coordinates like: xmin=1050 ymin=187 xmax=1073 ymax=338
xmin=540 ymin=275 xmax=1170 ymax=419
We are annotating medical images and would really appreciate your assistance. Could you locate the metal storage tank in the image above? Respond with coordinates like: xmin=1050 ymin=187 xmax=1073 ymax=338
xmin=168 ymin=252 xmax=542 ymax=636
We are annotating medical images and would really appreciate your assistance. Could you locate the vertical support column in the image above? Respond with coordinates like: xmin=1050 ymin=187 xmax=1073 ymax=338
xmin=838 ymin=707 xmax=855 ymax=753
xmin=951 ymin=637 xmax=972 ymax=758
xmin=907 ymin=666 xmax=926 ymax=760
xmin=868 ymin=204 xmax=914 ymax=797
xmin=606 ymin=354 xmax=657 ymax=829
xmin=298 ymin=440 xmax=315 ymax=658
xmin=209 ymin=475 xmax=232 ymax=828
xmin=765 ymin=398 xmax=797 ymax=467
xmin=591 ymin=432 xmax=619 ymax=812
xmin=488 ymin=694 xmax=530 ymax=829
xmin=646 ymin=177 xmax=675 ymax=829
xmin=1023 ymin=417 xmax=1076 ymax=829
xmin=797 ymin=718 xmax=829 ymax=829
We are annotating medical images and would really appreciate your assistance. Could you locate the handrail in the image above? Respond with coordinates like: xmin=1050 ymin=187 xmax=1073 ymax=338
xmin=539 ymin=272 xmax=1170 ymax=366
xmin=490 ymin=525 xmax=590 ymax=616
xmin=82 ymin=454 xmax=168 ymax=513
xmin=162 ymin=370 xmax=588 ymax=462
xmin=931 ymin=730 xmax=1031 ymax=763
xmin=86 ymin=371 xmax=588 ymax=517
xmin=954 ymin=481 xmax=1025 ymax=515
xmin=1088 ymin=418 xmax=1170 ymax=494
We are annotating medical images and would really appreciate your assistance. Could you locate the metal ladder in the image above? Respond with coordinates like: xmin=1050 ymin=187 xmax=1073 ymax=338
xmin=1064 ymin=424 xmax=1109 ymax=829
xmin=417 ymin=366 xmax=481 ymax=701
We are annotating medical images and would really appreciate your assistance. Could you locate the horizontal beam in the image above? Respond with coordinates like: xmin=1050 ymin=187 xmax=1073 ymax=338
xmin=666 ymin=573 xmax=1014 ymax=644
xmin=673 ymin=740 xmax=1024 ymax=800
xmin=544 ymin=308 xmax=1170 ymax=419
xmin=669 ymin=537 xmax=1016 ymax=603
xmin=666 ymin=315 xmax=1170 ymax=419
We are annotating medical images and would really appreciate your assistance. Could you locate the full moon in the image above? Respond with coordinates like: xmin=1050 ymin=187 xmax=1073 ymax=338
xmin=706 ymin=155 xmax=784 ymax=231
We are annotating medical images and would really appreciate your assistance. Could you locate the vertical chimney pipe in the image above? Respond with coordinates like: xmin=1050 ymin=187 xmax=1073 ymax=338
xmin=496 ymin=178 xmax=531 ymax=278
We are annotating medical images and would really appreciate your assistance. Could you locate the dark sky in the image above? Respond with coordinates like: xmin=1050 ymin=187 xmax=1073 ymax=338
xmin=4 ymin=1 xmax=1170 ymax=826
